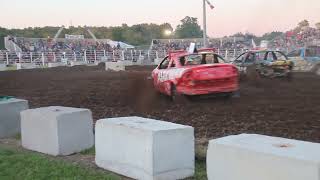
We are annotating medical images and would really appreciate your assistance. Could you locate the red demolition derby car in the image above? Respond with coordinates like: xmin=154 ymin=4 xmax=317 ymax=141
xmin=152 ymin=48 xmax=239 ymax=99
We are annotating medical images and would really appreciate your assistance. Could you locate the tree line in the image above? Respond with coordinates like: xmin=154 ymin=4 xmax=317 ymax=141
xmin=0 ymin=16 xmax=203 ymax=49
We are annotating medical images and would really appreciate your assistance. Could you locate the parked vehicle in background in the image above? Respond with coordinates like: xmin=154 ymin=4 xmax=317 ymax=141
xmin=287 ymin=46 xmax=320 ymax=75
xmin=152 ymin=48 xmax=239 ymax=100
xmin=233 ymin=50 xmax=293 ymax=79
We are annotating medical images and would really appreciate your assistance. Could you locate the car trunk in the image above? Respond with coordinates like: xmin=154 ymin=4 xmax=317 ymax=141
xmin=179 ymin=64 xmax=238 ymax=88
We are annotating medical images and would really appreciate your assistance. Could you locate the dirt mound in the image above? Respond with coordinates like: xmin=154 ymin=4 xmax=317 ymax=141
xmin=0 ymin=66 xmax=319 ymax=142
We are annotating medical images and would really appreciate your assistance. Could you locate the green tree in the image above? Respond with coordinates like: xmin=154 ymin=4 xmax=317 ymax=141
xmin=293 ymin=20 xmax=310 ymax=33
xmin=298 ymin=20 xmax=309 ymax=27
xmin=315 ymin=22 xmax=320 ymax=30
xmin=174 ymin=16 xmax=203 ymax=39
xmin=261 ymin=31 xmax=284 ymax=41
xmin=0 ymin=27 xmax=9 ymax=49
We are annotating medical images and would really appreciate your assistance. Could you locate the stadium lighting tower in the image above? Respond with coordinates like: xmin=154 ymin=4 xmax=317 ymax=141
xmin=164 ymin=30 xmax=172 ymax=36
xmin=203 ymin=0 xmax=207 ymax=47
xmin=202 ymin=0 xmax=214 ymax=48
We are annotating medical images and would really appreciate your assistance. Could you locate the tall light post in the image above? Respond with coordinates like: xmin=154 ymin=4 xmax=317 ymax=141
xmin=203 ymin=0 xmax=208 ymax=47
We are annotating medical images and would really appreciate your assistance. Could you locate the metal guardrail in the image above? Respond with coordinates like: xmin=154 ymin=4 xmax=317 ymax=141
xmin=0 ymin=49 xmax=245 ymax=65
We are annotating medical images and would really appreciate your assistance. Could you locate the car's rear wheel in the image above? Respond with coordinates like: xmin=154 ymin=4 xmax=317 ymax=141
xmin=171 ymin=85 xmax=188 ymax=103
xmin=286 ymin=71 xmax=293 ymax=81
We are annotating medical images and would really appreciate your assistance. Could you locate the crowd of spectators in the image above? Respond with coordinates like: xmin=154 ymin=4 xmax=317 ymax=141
xmin=6 ymin=24 xmax=320 ymax=55
xmin=256 ymin=28 xmax=320 ymax=52
xmin=285 ymin=27 xmax=320 ymax=50
xmin=7 ymin=36 xmax=122 ymax=53
xmin=150 ymin=39 xmax=204 ymax=51
xmin=150 ymin=29 xmax=320 ymax=53
xmin=150 ymin=37 xmax=252 ymax=51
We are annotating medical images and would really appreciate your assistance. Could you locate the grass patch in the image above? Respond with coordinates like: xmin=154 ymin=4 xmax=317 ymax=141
xmin=80 ymin=146 xmax=95 ymax=155
xmin=0 ymin=147 xmax=120 ymax=180
xmin=194 ymin=160 xmax=207 ymax=180
xmin=0 ymin=146 xmax=208 ymax=180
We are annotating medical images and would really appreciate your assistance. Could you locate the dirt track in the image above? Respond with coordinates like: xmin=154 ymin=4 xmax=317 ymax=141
xmin=0 ymin=65 xmax=320 ymax=142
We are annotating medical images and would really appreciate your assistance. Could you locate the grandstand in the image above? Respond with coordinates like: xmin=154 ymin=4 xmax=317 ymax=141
xmin=5 ymin=36 xmax=134 ymax=53
xmin=4 ymin=26 xmax=134 ymax=53
xmin=150 ymin=36 xmax=252 ymax=51
xmin=1 ymin=23 xmax=320 ymax=66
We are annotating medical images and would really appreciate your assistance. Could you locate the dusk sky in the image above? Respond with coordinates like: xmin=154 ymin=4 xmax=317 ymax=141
xmin=1 ymin=0 xmax=319 ymax=37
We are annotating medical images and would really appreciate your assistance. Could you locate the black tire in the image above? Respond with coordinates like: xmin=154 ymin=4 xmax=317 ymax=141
xmin=223 ymin=92 xmax=233 ymax=99
xmin=171 ymin=85 xmax=188 ymax=103
xmin=286 ymin=71 xmax=293 ymax=81
xmin=171 ymin=85 xmax=179 ymax=101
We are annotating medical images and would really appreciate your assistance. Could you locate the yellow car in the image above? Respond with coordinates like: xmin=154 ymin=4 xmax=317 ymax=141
xmin=233 ymin=50 xmax=294 ymax=78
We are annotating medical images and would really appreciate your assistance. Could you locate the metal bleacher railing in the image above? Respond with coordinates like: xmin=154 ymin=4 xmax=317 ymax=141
xmin=0 ymin=48 xmax=245 ymax=65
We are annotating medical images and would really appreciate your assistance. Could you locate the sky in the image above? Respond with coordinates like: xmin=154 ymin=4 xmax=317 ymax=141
xmin=0 ymin=0 xmax=320 ymax=37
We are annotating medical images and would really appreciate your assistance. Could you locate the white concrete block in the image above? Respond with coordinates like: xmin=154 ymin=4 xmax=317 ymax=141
xmin=136 ymin=58 xmax=143 ymax=65
xmin=207 ymin=134 xmax=320 ymax=180
xmin=95 ymin=117 xmax=194 ymax=180
xmin=0 ymin=98 xmax=29 ymax=138
xmin=94 ymin=61 xmax=101 ymax=66
xmin=0 ymin=64 xmax=6 ymax=71
xmin=21 ymin=106 xmax=94 ymax=156
xmin=105 ymin=61 xmax=126 ymax=71
xmin=48 ymin=62 xmax=67 ymax=68
xmin=16 ymin=63 xmax=39 ymax=70
xmin=16 ymin=63 xmax=22 ymax=70
xmin=70 ymin=61 xmax=87 ymax=67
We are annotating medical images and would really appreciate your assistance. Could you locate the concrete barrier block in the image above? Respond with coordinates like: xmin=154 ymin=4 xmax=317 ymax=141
xmin=21 ymin=106 xmax=94 ymax=156
xmin=48 ymin=62 xmax=67 ymax=68
xmin=70 ymin=61 xmax=87 ymax=67
xmin=0 ymin=98 xmax=28 ymax=138
xmin=95 ymin=117 xmax=194 ymax=180
xmin=16 ymin=63 xmax=40 ymax=70
xmin=105 ymin=61 xmax=125 ymax=71
xmin=0 ymin=64 xmax=6 ymax=71
xmin=207 ymin=134 xmax=320 ymax=180
xmin=16 ymin=63 xmax=22 ymax=70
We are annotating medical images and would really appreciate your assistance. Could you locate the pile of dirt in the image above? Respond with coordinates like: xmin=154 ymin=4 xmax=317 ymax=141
xmin=0 ymin=66 xmax=319 ymax=142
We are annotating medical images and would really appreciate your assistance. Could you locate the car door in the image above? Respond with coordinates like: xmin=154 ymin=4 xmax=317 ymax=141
xmin=154 ymin=56 xmax=170 ymax=93
xmin=244 ymin=52 xmax=256 ymax=66
xmin=233 ymin=52 xmax=248 ymax=73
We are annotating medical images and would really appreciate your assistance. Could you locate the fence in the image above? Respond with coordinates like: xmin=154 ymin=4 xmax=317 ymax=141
xmin=0 ymin=49 xmax=246 ymax=65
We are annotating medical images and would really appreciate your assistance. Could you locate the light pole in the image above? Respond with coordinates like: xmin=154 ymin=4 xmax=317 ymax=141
xmin=203 ymin=0 xmax=208 ymax=47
